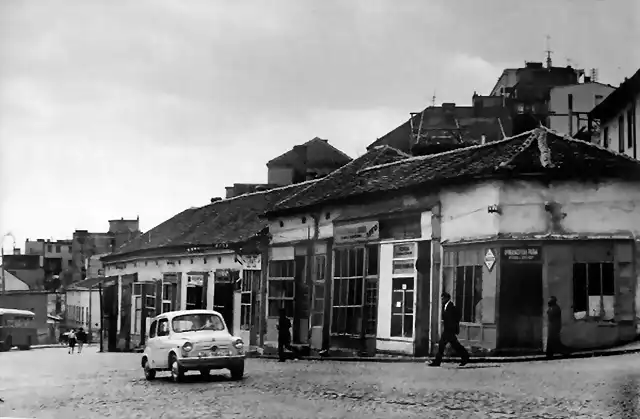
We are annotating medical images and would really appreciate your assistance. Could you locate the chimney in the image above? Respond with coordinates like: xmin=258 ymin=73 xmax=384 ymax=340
xmin=225 ymin=186 xmax=235 ymax=199
xmin=442 ymin=103 xmax=456 ymax=111
xmin=210 ymin=197 xmax=222 ymax=203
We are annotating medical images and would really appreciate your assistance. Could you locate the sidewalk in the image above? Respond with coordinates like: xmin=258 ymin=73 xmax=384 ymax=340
xmin=253 ymin=340 xmax=640 ymax=363
xmin=10 ymin=343 xmax=98 ymax=351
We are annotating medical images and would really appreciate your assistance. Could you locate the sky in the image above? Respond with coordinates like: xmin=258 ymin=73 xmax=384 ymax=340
xmin=1 ymin=0 xmax=639 ymax=251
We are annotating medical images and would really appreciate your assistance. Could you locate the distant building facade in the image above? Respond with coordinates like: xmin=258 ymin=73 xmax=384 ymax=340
xmin=548 ymin=82 xmax=615 ymax=137
xmin=590 ymin=68 xmax=639 ymax=160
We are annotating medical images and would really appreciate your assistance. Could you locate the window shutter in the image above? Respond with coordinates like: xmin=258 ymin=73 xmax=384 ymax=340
xmin=616 ymin=262 xmax=634 ymax=321
xmin=175 ymin=273 xmax=182 ymax=311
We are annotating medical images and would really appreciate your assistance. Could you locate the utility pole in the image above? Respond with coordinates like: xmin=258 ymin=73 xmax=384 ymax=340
xmin=99 ymin=282 xmax=104 ymax=353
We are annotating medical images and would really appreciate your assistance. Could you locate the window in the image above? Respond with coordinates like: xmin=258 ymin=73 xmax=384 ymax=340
xmin=454 ymin=265 xmax=483 ymax=323
xmin=627 ymin=109 xmax=634 ymax=149
xmin=134 ymin=297 xmax=142 ymax=334
xmin=331 ymin=246 xmax=379 ymax=337
xmin=268 ymin=260 xmax=295 ymax=317
xmin=148 ymin=320 xmax=157 ymax=338
xmin=603 ymin=126 xmax=609 ymax=149
xmin=68 ymin=260 xmax=73 ymax=267
xmin=573 ymin=262 xmax=615 ymax=320
xmin=161 ymin=283 xmax=173 ymax=313
xmin=241 ymin=270 xmax=259 ymax=330
xmin=47 ymin=245 xmax=52 ymax=253
xmin=157 ymin=318 xmax=169 ymax=336
xmin=390 ymin=243 xmax=415 ymax=338
xmin=618 ymin=115 xmax=625 ymax=153
xmin=55 ymin=245 xmax=61 ymax=253
xmin=68 ymin=245 xmax=73 ymax=253
xmin=172 ymin=313 xmax=225 ymax=332
xmin=310 ymin=255 xmax=327 ymax=327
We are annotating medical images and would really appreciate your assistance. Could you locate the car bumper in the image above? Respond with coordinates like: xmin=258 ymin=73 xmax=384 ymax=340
xmin=178 ymin=355 xmax=245 ymax=370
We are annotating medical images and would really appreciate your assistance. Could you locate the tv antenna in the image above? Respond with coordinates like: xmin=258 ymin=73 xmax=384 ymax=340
xmin=545 ymin=35 xmax=553 ymax=68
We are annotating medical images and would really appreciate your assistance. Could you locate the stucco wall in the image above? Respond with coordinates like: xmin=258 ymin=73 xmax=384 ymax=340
xmin=66 ymin=289 xmax=101 ymax=340
xmin=548 ymin=83 xmax=615 ymax=136
xmin=499 ymin=180 xmax=640 ymax=236
xmin=440 ymin=181 xmax=500 ymax=243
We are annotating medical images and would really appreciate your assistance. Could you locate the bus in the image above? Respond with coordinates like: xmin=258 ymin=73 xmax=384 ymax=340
xmin=0 ymin=308 xmax=37 ymax=351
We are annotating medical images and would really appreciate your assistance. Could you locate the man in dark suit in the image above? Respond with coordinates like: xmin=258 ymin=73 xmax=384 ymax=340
xmin=429 ymin=292 xmax=470 ymax=367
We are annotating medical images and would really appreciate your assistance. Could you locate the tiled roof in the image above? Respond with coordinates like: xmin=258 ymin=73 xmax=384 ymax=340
xmin=267 ymin=137 xmax=352 ymax=168
xmin=268 ymin=128 xmax=640 ymax=215
xmin=106 ymin=181 xmax=317 ymax=259
xmin=269 ymin=145 xmax=412 ymax=214
xmin=590 ymin=68 xmax=640 ymax=122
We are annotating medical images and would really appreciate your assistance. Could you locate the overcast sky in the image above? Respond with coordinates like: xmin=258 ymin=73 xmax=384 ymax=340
xmin=1 ymin=0 xmax=639 ymax=250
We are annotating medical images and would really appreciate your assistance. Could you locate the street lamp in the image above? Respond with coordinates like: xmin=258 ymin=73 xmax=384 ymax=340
xmin=1 ymin=232 xmax=16 ymax=294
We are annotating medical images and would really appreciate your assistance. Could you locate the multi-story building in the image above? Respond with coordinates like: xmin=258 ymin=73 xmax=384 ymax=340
xmin=25 ymin=239 xmax=73 ymax=269
xmin=548 ymin=82 xmax=615 ymax=138
xmin=589 ymin=68 xmax=639 ymax=160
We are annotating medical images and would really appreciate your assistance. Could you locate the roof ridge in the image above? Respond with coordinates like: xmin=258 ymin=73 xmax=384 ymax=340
xmin=540 ymin=126 xmax=640 ymax=166
xmin=359 ymin=129 xmax=537 ymax=174
xmin=208 ymin=178 xmax=320 ymax=207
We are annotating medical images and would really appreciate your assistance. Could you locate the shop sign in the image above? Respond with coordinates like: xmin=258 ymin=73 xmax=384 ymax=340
xmin=393 ymin=243 xmax=416 ymax=259
xmin=392 ymin=260 xmax=415 ymax=275
xmin=502 ymin=247 xmax=541 ymax=262
xmin=240 ymin=255 xmax=261 ymax=269
xmin=188 ymin=274 xmax=204 ymax=286
xmin=484 ymin=249 xmax=496 ymax=271
xmin=334 ymin=221 xmax=379 ymax=244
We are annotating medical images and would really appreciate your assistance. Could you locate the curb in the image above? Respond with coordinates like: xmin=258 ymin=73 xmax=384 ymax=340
xmin=10 ymin=344 xmax=99 ymax=351
xmin=254 ymin=347 xmax=640 ymax=363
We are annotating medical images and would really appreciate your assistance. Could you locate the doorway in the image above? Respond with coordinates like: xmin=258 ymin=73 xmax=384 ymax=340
xmin=186 ymin=286 xmax=204 ymax=310
xmin=498 ymin=262 xmax=544 ymax=351
xmin=214 ymin=282 xmax=234 ymax=333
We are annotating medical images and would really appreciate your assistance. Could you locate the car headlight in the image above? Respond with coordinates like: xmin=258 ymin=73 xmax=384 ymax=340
xmin=233 ymin=339 xmax=244 ymax=350
xmin=182 ymin=342 xmax=193 ymax=354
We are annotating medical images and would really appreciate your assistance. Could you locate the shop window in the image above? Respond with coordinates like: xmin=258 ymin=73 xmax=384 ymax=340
xmin=162 ymin=283 xmax=174 ymax=313
xmin=134 ymin=296 xmax=142 ymax=334
xmin=572 ymin=262 xmax=614 ymax=320
xmin=268 ymin=260 xmax=295 ymax=317
xmin=391 ymin=277 xmax=414 ymax=337
xmin=241 ymin=270 xmax=260 ymax=330
xmin=332 ymin=247 xmax=364 ymax=336
xmin=311 ymin=255 xmax=326 ymax=327
xmin=364 ymin=244 xmax=379 ymax=335
xmin=454 ymin=265 xmax=483 ymax=323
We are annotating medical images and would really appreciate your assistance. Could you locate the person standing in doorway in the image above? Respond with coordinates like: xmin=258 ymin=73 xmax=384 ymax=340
xmin=277 ymin=309 xmax=294 ymax=362
xmin=546 ymin=296 xmax=570 ymax=358
xmin=67 ymin=329 xmax=77 ymax=355
xmin=429 ymin=292 xmax=470 ymax=367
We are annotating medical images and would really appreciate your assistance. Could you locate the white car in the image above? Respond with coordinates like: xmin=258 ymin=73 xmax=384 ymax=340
xmin=141 ymin=309 xmax=245 ymax=382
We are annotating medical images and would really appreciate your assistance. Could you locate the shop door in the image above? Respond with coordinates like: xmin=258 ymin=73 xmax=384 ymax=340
xmin=293 ymin=255 xmax=309 ymax=344
xmin=498 ymin=262 xmax=543 ymax=351
xmin=214 ymin=282 xmax=234 ymax=333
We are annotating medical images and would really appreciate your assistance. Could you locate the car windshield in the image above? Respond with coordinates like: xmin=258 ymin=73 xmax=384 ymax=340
xmin=171 ymin=313 xmax=225 ymax=333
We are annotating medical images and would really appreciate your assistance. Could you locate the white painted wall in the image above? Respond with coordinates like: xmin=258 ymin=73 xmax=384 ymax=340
xmin=1 ymin=269 xmax=29 ymax=291
xmin=549 ymin=83 xmax=615 ymax=136
xmin=269 ymin=210 xmax=340 ymax=244
xmin=499 ymin=180 xmax=640 ymax=236
xmin=598 ymin=90 xmax=639 ymax=159
xmin=440 ymin=181 xmax=501 ymax=243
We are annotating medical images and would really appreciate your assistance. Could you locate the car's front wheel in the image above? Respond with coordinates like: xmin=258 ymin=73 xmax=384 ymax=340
xmin=169 ymin=353 xmax=185 ymax=383
xmin=229 ymin=362 xmax=244 ymax=381
xmin=143 ymin=358 xmax=156 ymax=381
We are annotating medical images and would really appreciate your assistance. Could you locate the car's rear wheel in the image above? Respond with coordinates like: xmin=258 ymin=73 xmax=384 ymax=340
xmin=229 ymin=362 xmax=244 ymax=381
xmin=169 ymin=354 xmax=185 ymax=383
xmin=143 ymin=358 xmax=156 ymax=381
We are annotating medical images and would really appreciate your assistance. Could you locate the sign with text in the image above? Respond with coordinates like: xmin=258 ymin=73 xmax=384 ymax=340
xmin=502 ymin=247 xmax=542 ymax=262
xmin=240 ymin=255 xmax=261 ymax=269
xmin=392 ymin=260 xmax=415 ymax=275
xmin=393 ymin=243 xmax=416 ymax=259
xmin=334 ymin=221 xmax=379 ymax=244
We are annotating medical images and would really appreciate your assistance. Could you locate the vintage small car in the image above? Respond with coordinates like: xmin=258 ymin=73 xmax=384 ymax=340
xmin=141 ymin=309 xmax=245 ymax=382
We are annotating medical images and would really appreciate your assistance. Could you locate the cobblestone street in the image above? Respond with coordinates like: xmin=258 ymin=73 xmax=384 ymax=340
xmin=1 ymin=347 xmax=640 ymax=418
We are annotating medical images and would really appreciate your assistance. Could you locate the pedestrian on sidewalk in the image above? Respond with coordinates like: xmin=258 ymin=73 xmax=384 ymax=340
xmin=277 ymin=309 xmax=295 ymax=362
xmin=429 ymin=292 xmax=470 ymax=367
xmin=76 ymin=328 xmax=87 ymax=354
xmin=546 ymin=296 xmax=570 ymax=359
xmin=67 ymin=329 xmax=77 ymax=355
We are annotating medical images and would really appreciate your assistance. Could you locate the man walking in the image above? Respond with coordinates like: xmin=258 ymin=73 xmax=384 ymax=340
xmin=429 ymin=292 xmax=470 ymax=367
xmin=546 ymin=296 xmax=570 ymax=358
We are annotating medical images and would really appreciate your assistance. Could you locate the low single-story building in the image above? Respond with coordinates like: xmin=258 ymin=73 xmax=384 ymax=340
xmin=99 ymin=180 xmax=315 ymax=352
xmin=264 ymin=127 xmax=640 ymax=356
